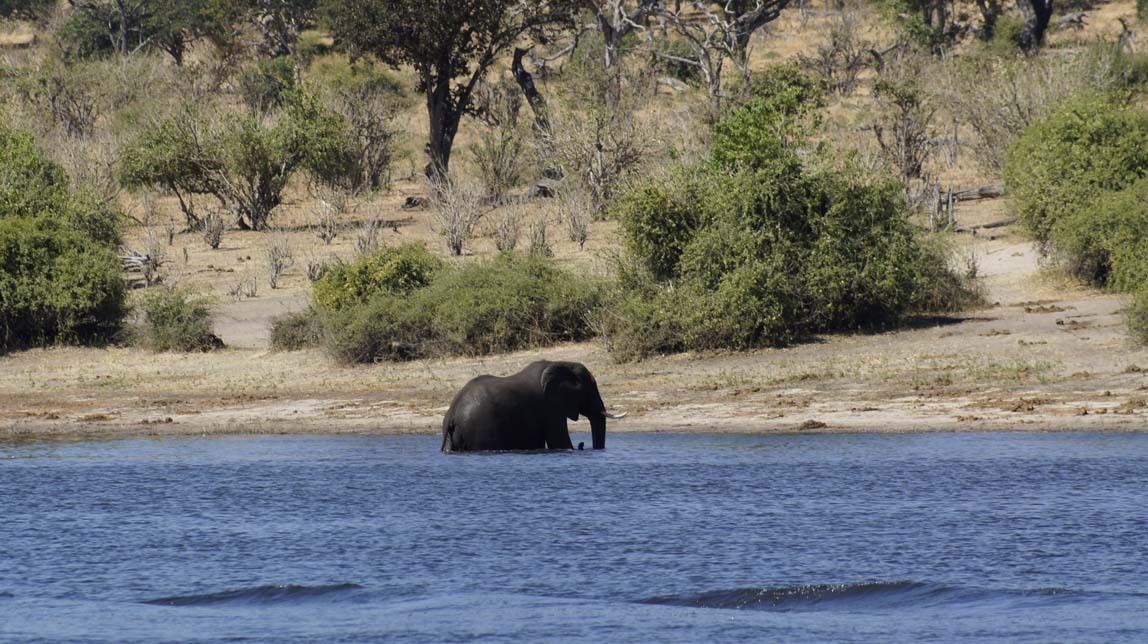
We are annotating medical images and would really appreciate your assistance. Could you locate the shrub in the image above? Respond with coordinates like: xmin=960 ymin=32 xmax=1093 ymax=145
xmin=0 ymin=217 xmax=125 ymax=352
xmin=136 ymin=289 xmax=220 ymax=352
xmin=0 ymin=126 xmax=120 ymax=245
xmin=1050 ymin=177 xmax=1148 ymax=289
xmin=710 ymin=88 xmax=811 ymax=169
xmin=609 ymin=151 xmax=976 ymax=359
xmin=270 ymin=307 xmax=325 ymax=351
xmin=986 ymin=14 xmax=1024 ymax=56
xmin=238 ymin=56 xmax=298 ymax=114
xmin=119 ymin=92 xmax=357 ymax=230
xmin=54 ymin=7 xmax=117 ymax=60
xmin=307 ymin=56 xmax=405 ymax=193
xmin=654 ymin=37 xmax=703 ymax=84
xmin=323 ymin=254 xmax=603 ymax=363
xmin=947 ymin=43 xmax=1141 ymax=174
xmin=1003 ymin=92 xmax=1148 ymax=245
xmin=1127 ymin=289 xmax=1148 ymax=346
xmin=745 ymin=63 xmax=824 ymax=114
xmin=0 ymin=126 xmax=125 ymax=352
xmin=613 ymin=165 xmax=720 ymax=281
xmin=312 ymin=243 xmax=443 ymax=311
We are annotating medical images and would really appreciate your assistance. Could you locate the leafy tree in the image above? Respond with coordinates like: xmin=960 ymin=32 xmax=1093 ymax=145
xmin=60 ymin=0 xmax=217 ymax=63
xmin=325 ymin=0 xmax=575 ymax=179
xmin=0 ymin=126 xmax=124 ymax=352
xmin=608 ymin=98 xmax=973 ymax=360
xmin=0 ymin=0 xmax=54 ymax=21
xmin=1003 ymin=93 xmax=1148 ymax=247
xmin=119 ymin=92 xmax=356 ymax=230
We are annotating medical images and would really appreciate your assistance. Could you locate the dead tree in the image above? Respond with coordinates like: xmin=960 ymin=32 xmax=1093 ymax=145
xmin=578 ymin=0 xmax=661 ymax=107
xmin=656 ymin=0 xmax=792 ymax=117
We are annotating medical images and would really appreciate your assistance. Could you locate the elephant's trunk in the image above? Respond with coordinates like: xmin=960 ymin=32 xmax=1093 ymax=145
xmin=590 ymin=413 xmax=606 ymax=450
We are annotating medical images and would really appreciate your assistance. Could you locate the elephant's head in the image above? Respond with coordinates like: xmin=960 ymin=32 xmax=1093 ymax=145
xmin=541 ymin=362 xmax=622 ymax=449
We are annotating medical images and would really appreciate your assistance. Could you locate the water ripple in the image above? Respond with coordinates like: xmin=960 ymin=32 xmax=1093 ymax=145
xmin=639 ymin=581 xmax=1110 ymax=612
xmin=143 ymin=583 xmax=363 ymax=607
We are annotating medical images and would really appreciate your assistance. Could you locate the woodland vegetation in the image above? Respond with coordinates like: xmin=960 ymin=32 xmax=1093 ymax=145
xmin=2 ymin=0 xmax=1147 ymax=358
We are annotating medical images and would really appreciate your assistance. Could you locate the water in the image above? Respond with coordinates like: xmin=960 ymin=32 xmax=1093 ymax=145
xmin=3 ymin=432 xmax=1148 ymax=643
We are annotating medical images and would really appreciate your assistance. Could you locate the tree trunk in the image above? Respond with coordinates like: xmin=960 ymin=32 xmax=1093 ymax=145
xmin=600 ymin=19 xmax=622 ymax=108
xmin=1016 ymin=0 xmax=1053 ymax=51
xmin=425 ymin=75 xmax=460 ymax=180
xmin=512 ymin=48 xmax=550 ymax=134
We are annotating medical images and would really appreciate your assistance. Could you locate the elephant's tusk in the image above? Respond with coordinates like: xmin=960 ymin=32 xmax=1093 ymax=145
xmin=603 ymin=411 xmax=626 ymax=420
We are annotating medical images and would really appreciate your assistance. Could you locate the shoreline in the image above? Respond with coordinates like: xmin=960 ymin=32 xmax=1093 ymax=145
xmin=5 ymin=239 xmax=1148 ymax=443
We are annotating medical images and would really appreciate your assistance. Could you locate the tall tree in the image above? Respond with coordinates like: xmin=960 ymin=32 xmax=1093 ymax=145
xmin=326 ymin=0 xmax=574 ymax=180
xmin=62 ymin=0 xmax=216 ymax=63
xmin=1016 ymin=0 xmax=1052 ymax=52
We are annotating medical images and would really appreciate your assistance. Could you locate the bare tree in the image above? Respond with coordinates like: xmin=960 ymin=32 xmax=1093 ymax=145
xmin=492 ymin=200 xmax=524 ymax=251
xmin=549 ymin=108 xmax=646 ymax=217
xmin=429 ymin=177 xmax=486 ymax=256
xmin=578 ymin=0 xmax=660 ymax=106
xmin=655 ymin=0 xmax=792 ymax=117
xmin=527 ymin=213 xmax=552 ymax=257
xmin=557 ymin=188 xmax=591 ymax=250
xmin=201 ymin=209 xmax=225 ymax=249
xmin=354 ymin=218 xmax=382 ymax=257
xmin=265 ymin=234 xmax=294 ymax=289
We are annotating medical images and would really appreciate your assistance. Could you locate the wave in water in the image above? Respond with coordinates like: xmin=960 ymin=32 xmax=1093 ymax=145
xmin=143 ymin=583 xmax=363 ymax=607
xmin=640 ymin=581 xmax=1100 ymax=612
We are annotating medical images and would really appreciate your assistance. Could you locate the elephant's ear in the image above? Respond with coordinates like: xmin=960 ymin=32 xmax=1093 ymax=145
xmin=541 ymin=363 xmax=581 ymax=421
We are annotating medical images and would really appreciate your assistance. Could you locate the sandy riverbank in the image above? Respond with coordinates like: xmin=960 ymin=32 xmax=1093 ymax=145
xmin=4 ymin=233 xmax=1148 ymax=442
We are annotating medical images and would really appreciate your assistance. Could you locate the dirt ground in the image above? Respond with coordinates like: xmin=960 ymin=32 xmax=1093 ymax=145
xmin=3 ymin=195 xmax=1147 ymax=441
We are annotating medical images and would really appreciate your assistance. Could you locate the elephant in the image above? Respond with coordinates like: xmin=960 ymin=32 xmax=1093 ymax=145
xmin=441 ymin=360 xmax=624 ymax=452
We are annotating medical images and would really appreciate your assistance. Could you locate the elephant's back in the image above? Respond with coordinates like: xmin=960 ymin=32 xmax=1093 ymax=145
xmin=443 ymin=374 xmax=543 ymax=451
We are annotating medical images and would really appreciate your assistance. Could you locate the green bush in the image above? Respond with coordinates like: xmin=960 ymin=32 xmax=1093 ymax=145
xmin=0 ymin=217 xmax=125 ymax=351
xmin=323 ymin=254 xmax=603 ymax=363
xmin=306 ymin=55 xmax=405 ymax=98
xmin=612 ymin=165 xmax=712 ymax=281
xmin=1048 ymin=176 xmax=1148 ymax=291
xmin=654 ymin=38 xmax=702 ymax=84
xmin=54 ymin=6 xmax=117 ymax=60
xmin=745 ymin=63 xmax=824 ymax=118
xmin=609 ymin=143 xmax=976 ymax=360
xmin=0 ymin=125 xmax=125 ymax=352
xmin=135 ymin=289 xmax=221 ymax=352
xmin=1004 ymin=92 xmax=1148 ymax=246
xmin=312 ymin=243 xmax=443 ymax=311
xmin=239 ymin=57 xmax=298 ymax=114
xmin=306 ymin=56 xmax=405 ymax=193
xmin=119 ymin=91 xmax=357 ymax=230
xmin=269 ymin=307 xmax=326 ymax=351
xmin=1127 ymin=289 xmax=1148 ymax=345
xmin=986 ymin=14 xmax=1024 ymax=56
xmin=0 ymin=126 xmax=121 ymax=244
xmin=710 ymin=77 xmax=815 ymax=170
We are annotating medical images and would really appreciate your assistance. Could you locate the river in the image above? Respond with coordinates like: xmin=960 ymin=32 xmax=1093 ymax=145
xmin=2 ymin=432 xmax=1147 ymax=642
